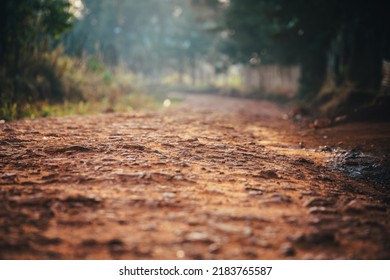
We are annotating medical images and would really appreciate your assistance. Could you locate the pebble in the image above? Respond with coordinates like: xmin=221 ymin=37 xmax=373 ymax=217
xmin=176 ymin=250 xmax=186 ymax=258
xmin=162 ymin=192 xmax=176 ymax=200
xmin=313 ymin=118 xmax=332 ymax=129
xmin=213 ymin=223 xmax=252 ymax=236
xmin=319 ymin=145 xmax=332 ymax=152
xmin=308 ymin=206 xmax=338 ymax=215
xmin=3 ymin=125 xmax=14 ymax=132
xmin=208 ymin=243 xmax=220 ymax=254
xmin=281 ymin=185 xmax=297 ymax=191
xmin=334 ymin=115 xmax=347 ymax=123
xmin=296 ymin=157 xmax=314 ymax=164
xmin=185 ymin=232 xmax=212 ymax=243
xmin=343 ymin=200 xmax=364 ymax=214
xmin=248 ymin=190 xmax=263 ymax=196
xmin=303 ymin=197 xmax=335 ymax=208
xmin=294 ymin=231 xmax=338 ymax=246
xmin=280 ymin=243 xmax=296 ymax=256
xmin=255 ymin=170 xmax=279 ymax=179
xmin=343 ymin=200 xmax=387 ymax=214
xmin=261 ymin=194 xmax=292 ymax=204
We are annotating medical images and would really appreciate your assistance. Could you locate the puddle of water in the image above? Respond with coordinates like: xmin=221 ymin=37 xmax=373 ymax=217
xmin=326 ymin=147 xmax=390 ymax=186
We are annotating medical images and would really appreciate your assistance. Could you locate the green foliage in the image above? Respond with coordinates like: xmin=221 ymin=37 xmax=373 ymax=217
xmin=0 ymin=50 xmax=169 ymax=121
xmin=0 ymin=47 xmax=81 ymax=120
xmin=63 ymin=0 xmax=215 ymax=80
xmin=0 ymin=0 xmax=73 ymax=65
xmin=1 ymin=0 xmax=192 ymax=121
xmin=0 ymin=0 xmax=76 ymax=120
xmin=224 ymin=0 xmax=390 ymax=103
xmin=103 ymin=71 xmax=114 ymax=85
xmin=87 ymin=57 xmax=105 ymax=72
xmin=0 ymin=102 xmax=18 ymax=121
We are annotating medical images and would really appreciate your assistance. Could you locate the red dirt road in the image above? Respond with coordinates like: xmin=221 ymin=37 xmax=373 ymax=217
xmin=1 ymin=94 xmax=389 ymax=259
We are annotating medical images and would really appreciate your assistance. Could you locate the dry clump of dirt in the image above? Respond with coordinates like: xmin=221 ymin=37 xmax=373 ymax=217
xmin=1 ymin=94 xmax=389 ymax=260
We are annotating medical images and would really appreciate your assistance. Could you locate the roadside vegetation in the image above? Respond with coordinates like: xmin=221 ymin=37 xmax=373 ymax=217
xmin=0 ymin=1 xmax=177 ymax=121
xmin=1 ymin=0 xmax=389 ymax=121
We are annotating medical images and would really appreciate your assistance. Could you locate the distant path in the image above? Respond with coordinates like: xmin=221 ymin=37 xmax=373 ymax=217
xmin=1 ymin=93 xmax=389 ymax=259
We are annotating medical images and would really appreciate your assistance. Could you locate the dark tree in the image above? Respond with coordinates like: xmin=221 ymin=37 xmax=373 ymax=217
xmin=224 ymin=0 xmax=390 ymax=108
xmin=0 ymin=0 xmax=75 ymax=119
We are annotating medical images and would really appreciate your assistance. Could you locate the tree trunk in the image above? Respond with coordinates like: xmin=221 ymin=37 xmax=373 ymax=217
xmin=298 ymin=48 xmax=327 ymax=100
xmin=347 ymin=23 xmax=382 ymax=91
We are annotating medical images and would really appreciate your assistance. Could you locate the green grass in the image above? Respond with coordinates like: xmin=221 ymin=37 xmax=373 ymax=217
xmin=0 ymin=46 xmax=185 ymax=122
xmin=0 ymin=90 xmax=183 ymax=122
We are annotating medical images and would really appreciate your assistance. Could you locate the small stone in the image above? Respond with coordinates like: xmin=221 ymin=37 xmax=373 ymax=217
xmin=213 ymin=223 xmax=252 ymax=236
xmin=296 ymin=158 xmax=314 ymax=164
xmin=284 ymin=216 xmax=298 ymax=224
xmin=255 ymin=170 xmax=279 ymax=179
xmin=162 ymin=192 xmax=176 ymax=200
xmin=140 ymin=223 xmax=157 ymax=231
xmin=319 ymin=145 xmax=332 ymax=152
xmin=248 ymin=190 xmax=263 ymax=196
xmin=81 ymin=239 xmax=99 ymax=247
xmin=186 ymin=137 xmax=199 ymax=142
xmin=303 ymin=197 xmax=335 ymax=208
xmin=295 ymin=231 xmax=338 ymax=246
xmin=208 ymin=243 xmax=220 ymax=254
xmin=176 ymin=250 xmax=185 ymax=258
xmin=301 ymin=191 xmax=319 ymax=196
xmin=280 ymin=243 xmax=296 ymax=256
xmin=134 ymin=245 xmax=152 ymax=257
xmin=313 ymin=118 xmax=332 ymax=129
xmin=308 ymin=206 xmax=338 ymax=215
xmin=244 ymin=249 xmax=258 ymax=258
xmin=3 ymin=125 xmax=14 ymax=132
xmin=262 ymin=194 xmax=292 ymax=204
xmin=281 ymin=185 xmax=297 ymax=191
xmin=107 ymin=239 xmax=124 ymax=252
xmin=343 ymin=200 xmax=364 ymax=214
xmin=185 ymin=232 xmax=212 ymax=243
xmin=334 ymin=115 xmax=347 ymax=123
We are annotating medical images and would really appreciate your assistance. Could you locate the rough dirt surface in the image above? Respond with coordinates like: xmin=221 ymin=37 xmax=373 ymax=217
xmin=1 ymin=94 xmax=390 ymax=260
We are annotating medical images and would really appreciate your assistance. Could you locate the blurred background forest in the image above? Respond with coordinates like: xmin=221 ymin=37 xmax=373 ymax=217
xmin=1 ymin=0 xmax=389 ymax=121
